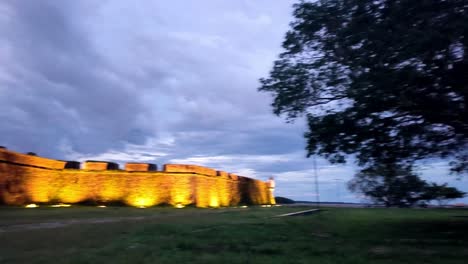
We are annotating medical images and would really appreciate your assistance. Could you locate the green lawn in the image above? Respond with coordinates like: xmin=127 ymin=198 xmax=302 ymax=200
xmin=0 ymin=206 xmax=467 ymax=264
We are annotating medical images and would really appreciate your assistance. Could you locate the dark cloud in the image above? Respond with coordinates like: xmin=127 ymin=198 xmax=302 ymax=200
xmin=0 ymin=0 xmax=300 ymax=162
xmin=0 ymin=0 xmax=153 ymax=157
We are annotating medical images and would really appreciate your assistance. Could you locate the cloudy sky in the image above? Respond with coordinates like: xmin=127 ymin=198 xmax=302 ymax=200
xmin=1 ymin=0 xmax=466 ymax=203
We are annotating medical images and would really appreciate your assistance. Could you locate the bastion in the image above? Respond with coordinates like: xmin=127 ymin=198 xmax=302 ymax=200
xmin=0 ymin=148 xmax=275 ymax=207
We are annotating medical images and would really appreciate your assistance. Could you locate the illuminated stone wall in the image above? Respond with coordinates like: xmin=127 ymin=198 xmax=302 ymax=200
xmin=0 ymin=148 xmax=275 ymax=207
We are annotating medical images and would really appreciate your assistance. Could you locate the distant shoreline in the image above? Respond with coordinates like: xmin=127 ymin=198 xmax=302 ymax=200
xmin=281 ymin=201 xmax=467 ymax=208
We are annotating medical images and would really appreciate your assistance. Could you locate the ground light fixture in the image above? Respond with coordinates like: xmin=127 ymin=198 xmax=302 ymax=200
xmin=50 ymin=204 xmax=71 ymax=208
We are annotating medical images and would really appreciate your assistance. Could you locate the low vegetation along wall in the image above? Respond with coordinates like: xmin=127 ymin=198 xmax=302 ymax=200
xmin=0 ymin=148 xmax=275 ymax=207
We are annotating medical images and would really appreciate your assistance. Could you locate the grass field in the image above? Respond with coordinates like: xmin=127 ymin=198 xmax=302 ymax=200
xmin=0 ymin=205 xmax=467 ymax=264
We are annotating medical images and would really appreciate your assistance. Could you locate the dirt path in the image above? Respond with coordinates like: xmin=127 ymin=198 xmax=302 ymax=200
xmin=0 ymin=210 xmax=235 ymax=233
xmin=0 ymin=216 xmax=151 ymax=233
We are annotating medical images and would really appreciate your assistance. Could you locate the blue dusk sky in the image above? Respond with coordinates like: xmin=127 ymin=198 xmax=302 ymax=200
xmin=1 ymin=0 xmax=466 ymax=203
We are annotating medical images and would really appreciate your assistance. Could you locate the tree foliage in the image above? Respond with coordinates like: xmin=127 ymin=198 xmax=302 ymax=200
xmin=259 ymin=0 xmax=468 ymax=172
xmin=275 ymin=196 xmax=296 ymax=204
xmin=348 ymin=163 xmax=465 ymax=207
xmin=421 ymin=182 xmax=466 ymax=206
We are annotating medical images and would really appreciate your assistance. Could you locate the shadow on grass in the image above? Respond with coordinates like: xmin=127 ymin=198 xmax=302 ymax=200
xmin=386 ymin=218 xmax=468 ymax=242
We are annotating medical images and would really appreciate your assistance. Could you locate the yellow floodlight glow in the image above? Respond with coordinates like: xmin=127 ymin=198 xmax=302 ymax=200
xmin=129 ymin=197 xmax=156 ymax=208
xmin=25 ymin=204 xmax=39 ymax=208
xmin=175 ymin=204 xmax=185 ymax=208
xmin=209 ymin=196 xmax=219 ymax=208
xmin=97 ymin=205 xmax=107 ymax=208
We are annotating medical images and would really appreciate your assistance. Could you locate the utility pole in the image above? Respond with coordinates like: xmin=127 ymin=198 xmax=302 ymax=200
xmin=313 ymin=156 xmax=320 ymax=207
xmin=334 ymin=178 xmax=342 ymax=203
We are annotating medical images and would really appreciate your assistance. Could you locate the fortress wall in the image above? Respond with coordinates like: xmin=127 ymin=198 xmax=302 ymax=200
xmin=229 ymin=174 xmax=242 ymax=205
xmin=125 ymin=163 xmax=157 ymax=172
xmin=83 ymin=161 xmax=120 ymax=170
xmin=0 ymin=148 xmax=66 ymax=169
xmin=163 ymin=164 xmax=217 ymax=176
xmin=0 ymin=149 xmax=275 ymax=207
xmin=216 ymin=172 xmax=231 ymax=207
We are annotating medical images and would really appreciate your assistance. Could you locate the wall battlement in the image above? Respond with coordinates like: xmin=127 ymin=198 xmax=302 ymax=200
xmin=0 ymin=148 xmax=275 ymax=207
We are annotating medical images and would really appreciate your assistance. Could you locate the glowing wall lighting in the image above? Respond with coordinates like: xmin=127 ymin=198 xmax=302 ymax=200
xmin=56 ymin=177 xmax=90 ymax=204
xmin=209 ymin=196 xmax=219 ymax=208
xmin=95 ymin=174 xmax=125 ymax=202
xmin=0 ymin=148 xmax=276 ymax=208
xmin=127 ymin=196 xmax=157 ymax=208
xmin=169 ymin=174 xmax=194 ymax=206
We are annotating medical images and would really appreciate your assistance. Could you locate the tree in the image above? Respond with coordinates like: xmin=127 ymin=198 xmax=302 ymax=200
xmin=349 ymin=163 xmax=426 ymax=207
xmin=421 ymin=183 xmax=466 ymax=206
xmin=275 ymin=196 xmax=296 ymax=204
xmin=348 ymin=163 xmax=465 ymax=207
xmin=259 ymin=0 xmax=468 ymax=172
